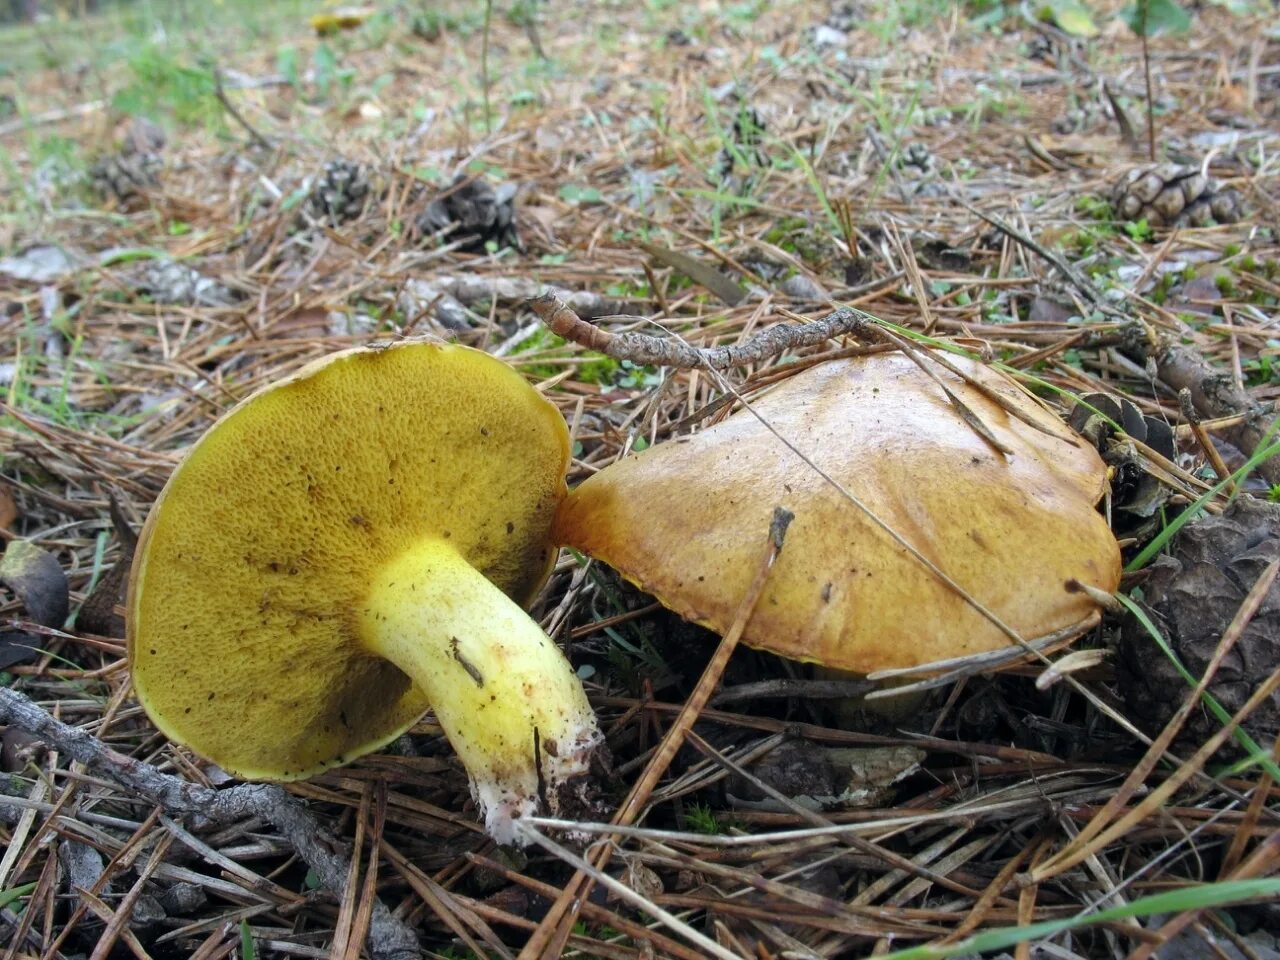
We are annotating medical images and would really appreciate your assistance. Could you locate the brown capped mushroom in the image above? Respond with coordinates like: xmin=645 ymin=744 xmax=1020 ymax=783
xmin=553 ymin=351 xmax=1120 ymax=675
xmin=129 ymin=341 xmax=603 ymax=843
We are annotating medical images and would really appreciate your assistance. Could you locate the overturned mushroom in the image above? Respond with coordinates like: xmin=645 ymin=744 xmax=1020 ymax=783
xmin=128 ymin=341 xmax=603 ymax=843
xmin=554 ymin=351 xmax=1120 ymax=676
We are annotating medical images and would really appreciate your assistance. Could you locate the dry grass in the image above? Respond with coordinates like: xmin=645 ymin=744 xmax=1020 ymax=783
xmin=2 ymin=0 xmax=1280 ymax=957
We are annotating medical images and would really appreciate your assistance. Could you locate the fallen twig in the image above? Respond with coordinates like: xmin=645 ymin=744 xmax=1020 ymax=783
xmin=531 ymin=293 xmax=1073 ymax=452
xmin=527 ymin=292 xmax=874 ymax=368
xmin=1122 ymin=326 xmax=1280 ymax=487
xmin=710 ymin=676 xmax=877 ymax=706
xmin=213 ymin=68 xmax=273 ymax=151
xmin=0 ymin=100 xmax=106 ymax=139
xmin=0 ymin=687 xmax=420 ymax=960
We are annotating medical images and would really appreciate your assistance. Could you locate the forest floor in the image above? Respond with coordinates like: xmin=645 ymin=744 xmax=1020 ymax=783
xmin=2 ymin=1 xmax=1280 ymax=958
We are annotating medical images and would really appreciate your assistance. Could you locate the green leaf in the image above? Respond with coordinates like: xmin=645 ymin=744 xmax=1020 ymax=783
xmin=1124 ymin=218 xmax=1154 ymax=242
xmin=558 ymin=183 xmax=603 ymax=205
xmin=1122 ymin=0 xmax=1193 ymax=35
xmin=0 ymin=883 xmax=37 ymax=910
xmin=276 ymin=46 xmax=299 ymax=89
xmin=281 ymin=186 xmax=310 ymax=212
xmin=1037 ymin=0 xmax=1099 ymax=35
xmin=312 ymin=43 xmax=338 ymax=99
xmin=240 ymin=919 xmax=256 ymax=960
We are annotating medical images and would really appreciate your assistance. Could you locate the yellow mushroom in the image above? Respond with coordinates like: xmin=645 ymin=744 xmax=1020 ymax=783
xmin=128 ymin=341 xmax=603 ymax=844
xmin=554 ymin=351 xmax=1120 ymax=676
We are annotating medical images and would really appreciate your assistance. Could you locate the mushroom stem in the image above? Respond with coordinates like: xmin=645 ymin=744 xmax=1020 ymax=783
xmin=359 ymin=539 xmax=602 ymax=845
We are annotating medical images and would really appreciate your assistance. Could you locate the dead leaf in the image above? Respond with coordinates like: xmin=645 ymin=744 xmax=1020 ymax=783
xmin=1028 ymin=297 xmax=1077 ymax=324
xmin=1 ymin=540 xmax=69 ymax=628
xmin=1036 ymin=648 xmax=1109 ymax=689
xmin=639 ymin=242 xmax=746 ymax=306
xmin=1103 ymin=82 xmax=1138 ymax=149
xmin=0 ymin=540 xmax=68 ymax=669
xmin=0 ymin=486 xmax=16 ymax=531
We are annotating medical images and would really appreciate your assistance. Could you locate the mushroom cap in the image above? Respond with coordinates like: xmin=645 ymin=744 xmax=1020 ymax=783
xmin=128 ymin=341 xmax=569 ymax=779
xmin=554 ymin=352 xmax=1119 ymax=673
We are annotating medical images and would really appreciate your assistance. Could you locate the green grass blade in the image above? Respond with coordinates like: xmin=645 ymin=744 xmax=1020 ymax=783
xmin=0 ymin=882 xmax=38 ymax=910
xmin=1126 ymin=434 xmax=1280 ymax=572
xmin=876 ymin=878 xmax=1280 ymax=959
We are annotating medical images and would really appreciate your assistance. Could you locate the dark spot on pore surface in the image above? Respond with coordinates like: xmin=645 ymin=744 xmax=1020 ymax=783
xmin=506 ymin=521 xmax=515 ymax=534
xmin=821 ymin=583 xmax=832 ymax=602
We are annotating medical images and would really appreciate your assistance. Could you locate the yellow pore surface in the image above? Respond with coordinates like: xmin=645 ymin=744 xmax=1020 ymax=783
xmin=129 ymin=341 xmax=569 ymax=780
xmin=554 ymin=351 xmax=1120 ymax=674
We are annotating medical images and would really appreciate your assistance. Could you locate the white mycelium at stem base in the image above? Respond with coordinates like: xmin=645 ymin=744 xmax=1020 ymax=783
xmin=360 ymin=539 xmax=602 ymax=844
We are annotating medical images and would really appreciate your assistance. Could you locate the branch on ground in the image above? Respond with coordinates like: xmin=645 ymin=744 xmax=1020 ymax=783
xmin=0 ymin=686 xmax=421 ymax=960
xmin=1121 ymin=326 xmax=1280 ymax=488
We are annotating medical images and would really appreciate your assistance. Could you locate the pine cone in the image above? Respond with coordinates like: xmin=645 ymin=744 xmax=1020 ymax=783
xmin=415 ymin=176 xmax=519 ymax=252
xmin=90 ymin=119 xmax=166 ymax=206
xmin=1026 ymin=33 xmax=1057 ymax=64
xmin=825 ymin=1 xmax=865 ymax=32
xmin=305 ymin=159 xmax=375 ymax=226
xmin=1117 ymin=499 xmax=1280 ymax=755
xmin=134 ymin=259 xmax=235 ymax=307
xmin=1110 ymin=163 xmax=1243 ymax=228
xmin=90 ymin=151 xmax=162 ymax=205
xmin=1051 ymin=100 xmax=1109 ymax=134
xmin=898 ymin=142 xmax=935 ymax=175
xmin=1068 ymin=391 xmax=1175 ymax=536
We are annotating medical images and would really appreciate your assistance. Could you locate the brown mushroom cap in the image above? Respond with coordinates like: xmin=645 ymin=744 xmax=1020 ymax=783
xmin=129 ymin=340 xmax=569 ymax=780
xmin=554 ymin=352 xmax=1120 ymax=673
